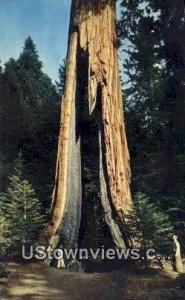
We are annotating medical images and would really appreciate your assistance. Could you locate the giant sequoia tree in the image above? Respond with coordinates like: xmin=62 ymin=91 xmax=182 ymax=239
xmin=47 ymin=0 xmax=134 ymax=251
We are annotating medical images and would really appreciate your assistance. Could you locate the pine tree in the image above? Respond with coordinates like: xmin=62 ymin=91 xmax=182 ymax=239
xmin=0 ymin=216 xmax=10 ymax=250
xmin=118 ymin=1 xmax=166 ymax=199
xmin=127 ymin=193 xmax=174 ymax=254
xmin=16 ymin=37 xmax=60 ymax=208
xmin=0 ymin=162 xmax=45 ymax=256
xmin=18 ymin=36 xmax=42 ymax=80
xmin=118 ymin=1 xmax=185 ymax=245
xmin=56 ymin=59 xmax=66 ymax=95
xmin=0 ymin=37 xmax=60 ymax=208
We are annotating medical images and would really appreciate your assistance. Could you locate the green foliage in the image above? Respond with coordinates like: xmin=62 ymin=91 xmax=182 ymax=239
xmin=118 ymin=0 xmax=185 ymax=250
xmin=127 ymin=193 xmax=173 ymax=253
xmin=56 ymin=59 xmax=66 ymax=95
xmin=0 ymin=36 xmax=60 ymax=208
xmin=0 ymin=162 xmax=45 ymax=257
xmin=0 ymin=4 xmax=184 ymax=256
xmin=18 ymin=36 xmax=43 ymax=80
xmin=162 ymin=195 xmax=185 ymax=251
xmin=0 ymin=215 xmax=10 ymax=253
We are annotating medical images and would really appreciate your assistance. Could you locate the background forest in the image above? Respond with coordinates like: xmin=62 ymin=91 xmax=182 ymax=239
xmin=0 ymin=0 xmax=184 ymax=256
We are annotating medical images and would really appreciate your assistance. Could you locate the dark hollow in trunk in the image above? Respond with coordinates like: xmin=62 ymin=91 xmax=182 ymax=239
xmin=46 ymin=0 xmax=135 ymax=256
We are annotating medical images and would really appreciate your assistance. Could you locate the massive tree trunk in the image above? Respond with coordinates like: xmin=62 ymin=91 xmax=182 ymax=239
xmin=47 ymin=0 xmax=134 ymax=251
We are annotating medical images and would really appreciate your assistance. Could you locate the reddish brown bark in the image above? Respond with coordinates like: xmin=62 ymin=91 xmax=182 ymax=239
xmin=47 ymin=0 xmax=134 ymax=250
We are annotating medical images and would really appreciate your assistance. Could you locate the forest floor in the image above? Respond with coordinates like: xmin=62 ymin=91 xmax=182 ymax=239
xmin=0 ymin=261 xmax=185 ymax=300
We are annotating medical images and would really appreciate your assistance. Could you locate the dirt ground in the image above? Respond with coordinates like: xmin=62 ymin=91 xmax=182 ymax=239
xmin=0 ymin=262 xmax=185 ymax=300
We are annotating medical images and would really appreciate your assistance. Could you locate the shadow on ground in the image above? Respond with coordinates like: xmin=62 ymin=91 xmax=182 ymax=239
xmin=1 ymin=262 xmax=185 ymax=300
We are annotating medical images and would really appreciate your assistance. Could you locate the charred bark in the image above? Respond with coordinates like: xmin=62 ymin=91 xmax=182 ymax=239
xmin=46 ymin=0 xmax=134 ymax=252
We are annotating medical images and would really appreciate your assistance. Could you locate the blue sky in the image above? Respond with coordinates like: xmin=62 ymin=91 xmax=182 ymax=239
xmin=0 ymin=0 xmax=122 ymax=82
xmin=0 ymin=0 xmax=70 ymax=82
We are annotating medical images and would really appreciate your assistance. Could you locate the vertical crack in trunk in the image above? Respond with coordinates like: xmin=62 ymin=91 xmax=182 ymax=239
xmin=99 ymin=128 xmax=126 ymax=249
xmin=47 ymin=30 xmax=81 ymax=249
xmin=46 ymin=0 xmax=135 ymax=253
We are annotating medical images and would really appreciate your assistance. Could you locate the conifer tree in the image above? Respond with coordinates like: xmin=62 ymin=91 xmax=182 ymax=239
xmin=0 ymin=216 xmax=10 ymax=251
xmin=118 ymin=1 xmax=185 ymax=250
xmin=127 ymin=193 xmax=174 ymax=254
xmin=0 ymin=160 xmax=45 ymax=256
xmin=0 ymin=37 xmax=60 ymax=207
xmin=56 ymin=59 xmax=66 ymax=95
